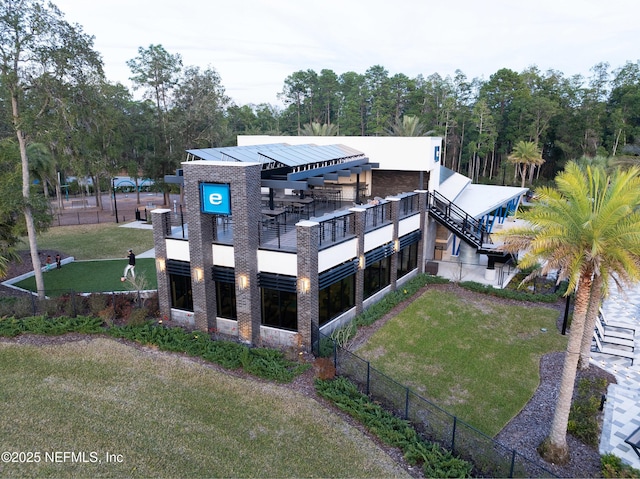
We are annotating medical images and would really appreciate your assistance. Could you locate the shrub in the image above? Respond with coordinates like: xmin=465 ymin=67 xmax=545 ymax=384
xmin=126 ymin=307 xmax=148 ymax=326
xmin=568 ymin=377 xmax=608 ymax=446
xmin=459 ymin=280 xmax=565 ymax=303
xmin=316 ymin=376 xmax=472 ymax=478
xmin=601 ymin=453 xmax=640 ymax=478
xmin=0 ymin=315 xmax=104 ymax=337
xmin=108 ymin=322 xmax=310 ymax=382
xmin=88 ymin=293 xmax=109 ymax=317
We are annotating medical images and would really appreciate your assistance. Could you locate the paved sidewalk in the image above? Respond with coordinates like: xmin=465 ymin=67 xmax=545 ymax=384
xmin=596 ymin=284 xmax=640 ymax=469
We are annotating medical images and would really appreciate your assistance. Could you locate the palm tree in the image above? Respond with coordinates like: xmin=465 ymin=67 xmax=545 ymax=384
xmin=507 ymin=140 xmax=545 ymax=187
xmin=27 ymin=143 xmax=55 ymax=199
xmin=385 ymin=115 xmax=432 ymax=137
xmin=300 ymin=121 xmax=338 ymax=136
xmin=494 ymin=162 xmax=640 ymax=464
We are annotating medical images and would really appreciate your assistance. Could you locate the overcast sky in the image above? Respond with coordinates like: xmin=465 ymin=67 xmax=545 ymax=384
xmin=53 ymin=0 xmax=639 ymax=106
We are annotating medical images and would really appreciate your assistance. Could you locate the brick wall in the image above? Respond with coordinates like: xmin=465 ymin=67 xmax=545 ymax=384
xmin=371 ymin=170 xmax=430 ymax=198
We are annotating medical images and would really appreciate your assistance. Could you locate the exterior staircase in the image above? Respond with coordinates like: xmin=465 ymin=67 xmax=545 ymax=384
xmin=426 ymin=190 xmax=511 ymax=261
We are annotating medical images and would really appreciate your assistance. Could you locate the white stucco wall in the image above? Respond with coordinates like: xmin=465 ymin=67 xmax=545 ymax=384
xmin=238 ymin=135 xmax=443 ymax=191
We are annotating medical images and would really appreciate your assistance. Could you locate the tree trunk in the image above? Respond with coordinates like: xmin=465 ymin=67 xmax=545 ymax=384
xmin=541 ymin=274 xmax=592 ymax=465
xmin=93 ymin=174 xmax=102 ymax=209
xmin=612 ymin=128 xmax=622 ymax=157
xmin=13 ymin=109 xmax=45 ymax=298
xmin=55 ymin=172 xmax=63 ymax=211
xmin=578 ymin=274 xmax=604 ymax=369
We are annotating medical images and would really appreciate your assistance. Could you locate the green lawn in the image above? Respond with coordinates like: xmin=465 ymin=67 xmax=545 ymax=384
xmin=0 ymin=338 xmax=408 ymax=479
xmin=355 ymin=287 xmax=568 ymax=437
xmin=27 ymin=223 xmax=154 ymax=260
xmin=12 ymin=259 xmax=157 ymax=295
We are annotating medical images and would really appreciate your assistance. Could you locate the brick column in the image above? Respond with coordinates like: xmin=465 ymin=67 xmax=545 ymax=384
xmin=296 ymin=220 xmax=319 ymax=351
xmin=183 ymin=167 xmax=217 ymax=333
xmin=151 ymin=209 xmax=172 ymax=321
xmin=229 ymin=165 xmax=261 ymax=345
xmin=352 ymin=207 xmax=366 ymax=315
xmin=388 ymin=198 xmax=400 ymax=291
xmin=182 ymin=161 xmax=262 ymax=343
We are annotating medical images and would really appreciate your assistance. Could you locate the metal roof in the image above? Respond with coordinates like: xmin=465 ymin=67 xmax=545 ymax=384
xmin=177 ymin=143 xmax=375 ymax=191
xmin=186 ymin=143 xmax=366 ymax=169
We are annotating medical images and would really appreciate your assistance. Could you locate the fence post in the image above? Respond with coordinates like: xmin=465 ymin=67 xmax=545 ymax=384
xmin=509 ymin=449 xmax=516 ymax=478
xmin=112 ymin=292 xmax=116 ymax=322
xmin=366 ymin=361 xmax=370 ymax=395
xmin=31 ymin=294 xmax=37 ymax=316
xmin=451 ymin=416 xmax=457 ymax=455
xmin=71 ymin=290 xmax=77 ymax=317
xmin=405 ymin=387 xmax=410 ymax=419
xmin=333 ymin=340 xmax=337 ymax=370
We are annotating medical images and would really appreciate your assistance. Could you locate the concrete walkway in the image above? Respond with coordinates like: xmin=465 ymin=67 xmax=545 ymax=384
xmin=596 ymin=284 xmax=640 ymax=469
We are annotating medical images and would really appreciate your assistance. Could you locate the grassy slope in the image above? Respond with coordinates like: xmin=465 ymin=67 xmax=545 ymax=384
xmin=0 ymin=338 xmax=408 ymax=479
xmin=356 ymin=288 xmax=567 ymax=436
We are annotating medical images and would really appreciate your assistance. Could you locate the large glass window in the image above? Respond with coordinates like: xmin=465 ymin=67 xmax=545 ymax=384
xmin=319 ymin=275 xmax=355 ymax=326
xmin=216 ymin=281 xmax=237 ymax=319
xmin=397 ymin=242 xmax=418 ymax=278
xmin=363 ymin=256 xmax=391 ymax=299
xmin=261 ymin=288 xmax=298 ymax=331
xmin=170 ymin=274 xmax=193 ymax=311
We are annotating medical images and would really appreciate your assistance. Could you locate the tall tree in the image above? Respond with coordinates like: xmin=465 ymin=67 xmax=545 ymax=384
xmin=496 ymin=162 xmax=640 ymax=464
xmin=470 ymin=99 xmax=497 ymax=181
xmin=0 ymin=0 xmax=102 ymax=298
xmin=0 ymin=139 xmax=24 ymax=277
xmin=338 ymin=71 xmax=368 ymax=135
xmin=127 ymin=44 xmax=182 ymax=205
xmin=365 ymin=65 xmax=391 ymax=135
xmin=171 ymin=65 xmax=230 ymax=149
xmin=279 ymin=70 xmax=315 ymax=134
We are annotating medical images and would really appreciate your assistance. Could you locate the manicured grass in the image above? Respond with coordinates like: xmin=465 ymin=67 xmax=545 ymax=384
xmin=355 ymin=287 xmax=567 ymax=437
xmin=27 ymin=223 xmax=154 ymax=260
xmin=12 ymin=259 xmax=157 ymax=295
xmin=0 ymin=338 xmax=408 ymax=479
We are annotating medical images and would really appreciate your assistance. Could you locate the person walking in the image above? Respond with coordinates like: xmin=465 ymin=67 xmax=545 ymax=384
xmin=123 ymin=249 xmax=136 ymax=280
xmin=43 ymin=255 xmax=53 ymax=272
xmin=55 ymin=253 xmax=62 ymax=269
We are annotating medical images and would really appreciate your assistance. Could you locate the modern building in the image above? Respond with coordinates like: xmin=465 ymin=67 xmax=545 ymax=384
xmin=152 ymin=137 xmax=526 ymax=351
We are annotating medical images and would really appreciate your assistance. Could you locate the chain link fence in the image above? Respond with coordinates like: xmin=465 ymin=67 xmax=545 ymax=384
xmin=319 ymin=334 xmax=558 ymax=478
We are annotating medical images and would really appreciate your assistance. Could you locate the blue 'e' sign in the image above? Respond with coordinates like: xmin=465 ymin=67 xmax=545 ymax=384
xmin=200 ymin=183 xmax=231 ymax=215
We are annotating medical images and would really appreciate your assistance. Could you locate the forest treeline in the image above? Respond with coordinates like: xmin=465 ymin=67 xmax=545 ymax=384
xmin=4 ymin=41 xmax=640 ymax=200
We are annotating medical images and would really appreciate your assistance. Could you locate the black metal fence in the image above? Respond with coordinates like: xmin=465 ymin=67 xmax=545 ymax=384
xmin=51 ymin=208 xmax=150 ymax=227
xmin=320 ymin=335 xmax=558 ymax=478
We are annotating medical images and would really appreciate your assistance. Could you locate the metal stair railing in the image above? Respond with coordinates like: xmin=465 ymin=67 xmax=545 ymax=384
xmin=427 ymin=191 xmax=491 ymax=248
